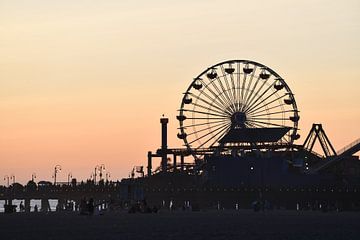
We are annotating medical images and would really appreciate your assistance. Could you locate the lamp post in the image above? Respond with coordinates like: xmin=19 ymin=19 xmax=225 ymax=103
xmin=99 ymin=164 xmax=105 ymax=181
xmin=31 ymin=173 xmax=36 ymax=182
xmin=106 ymin=172 xmax=111 ymax=181
xmin=4 ymin=175 xmax=9 ymax=187
xmin=10 ymin=174 xmax=15 ymax=185
xmin=53 ymin=165 xmax=62 ymax=185
xmin=67 ymin=173 xmax=72 ymax=185
xmin=94 ymin=165 xmax=99 ymax=184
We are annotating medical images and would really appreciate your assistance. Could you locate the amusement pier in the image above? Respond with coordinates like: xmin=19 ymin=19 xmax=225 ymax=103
xmin=1 ymin=60 xmax=359 ymax=213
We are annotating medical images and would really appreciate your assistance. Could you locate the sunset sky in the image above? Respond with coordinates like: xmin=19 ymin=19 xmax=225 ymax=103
xmin=1 ymin=0 xmax=359 ymax=184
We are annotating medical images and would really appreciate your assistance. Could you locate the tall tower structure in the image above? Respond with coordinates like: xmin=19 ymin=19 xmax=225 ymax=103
xmin=160 ymin=117 xmax=169 ymax=172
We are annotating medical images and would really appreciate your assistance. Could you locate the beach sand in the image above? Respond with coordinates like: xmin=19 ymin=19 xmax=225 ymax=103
xmin=0 ymin=210 xmax=359 ymax=240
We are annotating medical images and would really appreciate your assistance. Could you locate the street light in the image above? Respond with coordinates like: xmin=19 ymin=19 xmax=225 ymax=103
xmin=31 ymin=173 xmax=36 ymax=182
xmin=68 ymin=173 xmax=72 ymax=185
xmin=4 ymin=175 xmax=9 ymax=187
xmin=106 ymin=172 xmax=111 ymax=181
xmin=53 ymin=165 xmax=62 ymax=185
xmin=10 ymin=174 xmax=15 ymax=184
xmin=94 ymin=165 xmax=99 ymax=184
xmin=99 ymin=164 xmax=105 ymax=181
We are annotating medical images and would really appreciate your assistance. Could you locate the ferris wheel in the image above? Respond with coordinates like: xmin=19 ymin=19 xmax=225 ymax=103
xmin=177 ymin=60 xmax=300 ymax=159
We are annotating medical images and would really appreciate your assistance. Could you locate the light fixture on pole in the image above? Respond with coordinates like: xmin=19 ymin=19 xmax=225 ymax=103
xmin=4 ymin=175 xmax=9 ymax=187
xmin=10 ymin=174 xmax=15 ymax=184
xmin=31 ymin=173 xmax=36 ymax=182
xmin=53 ymin=165 xmax=62 ymax=185
xmin=68 ymin=173 xmax=72 ymax=185
xmin=106 ymin=172 xmax=111 ymax=181
xmin=99 ymin=164 xmax=105 ymax=181
xmin=94 ymin=165 xmax=100 ymax=184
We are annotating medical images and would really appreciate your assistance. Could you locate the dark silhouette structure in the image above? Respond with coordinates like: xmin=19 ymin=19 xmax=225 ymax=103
xmin=140 ymin=60 xmax=360 ymax=210
xmin=303 ymin=124 xmax=337 ymax=158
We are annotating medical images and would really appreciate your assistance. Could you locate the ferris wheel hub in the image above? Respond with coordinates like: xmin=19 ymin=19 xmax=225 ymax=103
xmin=231 ymin=112 xmax=247 ymax=128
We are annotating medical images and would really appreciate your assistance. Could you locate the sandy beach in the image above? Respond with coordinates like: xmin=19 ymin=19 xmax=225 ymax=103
xmin=1 ymin=210 xmax=359 ymax=240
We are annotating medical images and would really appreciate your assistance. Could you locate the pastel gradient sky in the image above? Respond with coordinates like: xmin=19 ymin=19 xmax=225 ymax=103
xmin=1 ymin=0 xmax=359 ymax=184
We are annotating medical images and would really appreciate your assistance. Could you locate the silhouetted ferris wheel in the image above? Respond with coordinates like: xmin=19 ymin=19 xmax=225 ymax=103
xmin=177 ymin=60 xmax=300 ymax=159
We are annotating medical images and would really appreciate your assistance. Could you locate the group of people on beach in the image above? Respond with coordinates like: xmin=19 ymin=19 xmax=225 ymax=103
xmin=18 ymin=201 xmax=38 ymax=212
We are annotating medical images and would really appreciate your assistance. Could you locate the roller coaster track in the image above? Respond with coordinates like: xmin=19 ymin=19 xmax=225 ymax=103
xmin=309 ymin=138 xmax=360 ymax=173
xmin=336 ymin=138 xmax=360 ymax=156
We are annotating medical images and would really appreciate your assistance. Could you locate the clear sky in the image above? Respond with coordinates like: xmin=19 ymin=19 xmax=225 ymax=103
xmin=1 ymin=0 xmax=359 ymax=184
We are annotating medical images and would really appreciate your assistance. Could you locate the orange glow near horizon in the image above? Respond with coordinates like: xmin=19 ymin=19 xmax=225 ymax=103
xmin=0 ymin=1 xmax=359 ymax=184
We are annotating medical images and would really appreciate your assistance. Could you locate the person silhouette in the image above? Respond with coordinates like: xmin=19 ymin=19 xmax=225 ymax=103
xmin=19 ymin=201 xmax=25 ymax=212
xmin=88 ymin=198 xmax=94 ymax=215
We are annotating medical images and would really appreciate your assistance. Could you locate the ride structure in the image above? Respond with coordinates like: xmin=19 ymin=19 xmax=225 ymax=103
xmin=141 ymin=60 xmax=360 ymax=209
xmin=178 ymin=60 xmax=299 ymax=157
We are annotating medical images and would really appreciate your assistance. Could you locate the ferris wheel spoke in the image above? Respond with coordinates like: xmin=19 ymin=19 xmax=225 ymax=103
xmin=180 ymin=119 xmax=230 ymax=129
xmin=188 ymin=122 xmax=231 ymax=145
xmin=183 ymin=109 xmax=230 ymax=118
xmin=207 ymin=124 xmax=232 ymax=148
xmin=187 ymin=117 xmax=228 ymax=120
xmin=218 ymin=89 xmax=237 ymax=113
xmin=244 ymin=88 xmax=278 ymax=114
xmin=246 ymin=120 xmax=271 ymax=129
xmin=245 ymin=121 xmax=264 ymax=128
xmin=241 ymin=65 xmax=257 ymax=111
xmin=249 ymin=110 xmax=296 ymax=118
xmin=198 ymin=88 xmax=229 ymax=112
xmin=219 ymin=65 xmax=233 ymax=100
xmin=246 ymin=92 xmax=287 ymax=115
xmin=220 ymin=65 xmax=236 ymax=110
xmin=236 ymin=62 xmax=241 ymax=111
xmin=244 ymin=121 xmax=256 ymax=128
xmin=190 ymin=102 xmax=231 ymax=117
xmin=248 ymin=117 xmax=288 ymax=121
xmin=197 ymin=78 xmax=229 ymax=111
xmin=244 ymin=81 xmax=276 ymax=113
xmin=247 ymin=103 xmax=284 ymax=116
xmin=212 ymin=75 xmax=235 ymax=112
xmin=244 ymin=122 xmax=254 ymax=128
xmin=228 ymin=69 xmax=238 ymax=110
xmin=240 ymin=68 xmax=248 ymax=106
xmin=242 ymin=75 xmax=262 ymax=111
xmin=244 ymin=79 xmax=273 ymax=113
xmin=246 ymin=119 xmax=289 ymax=128
xmin=203 ymin=75 xmax=232 ymax=111
xmin=188 ymin=92 xmax=230 ymax=115
xmin=186 ymin=121 xmax=230 ymax=136
xmin=198 ymin=122 xmax=232 ymax=149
